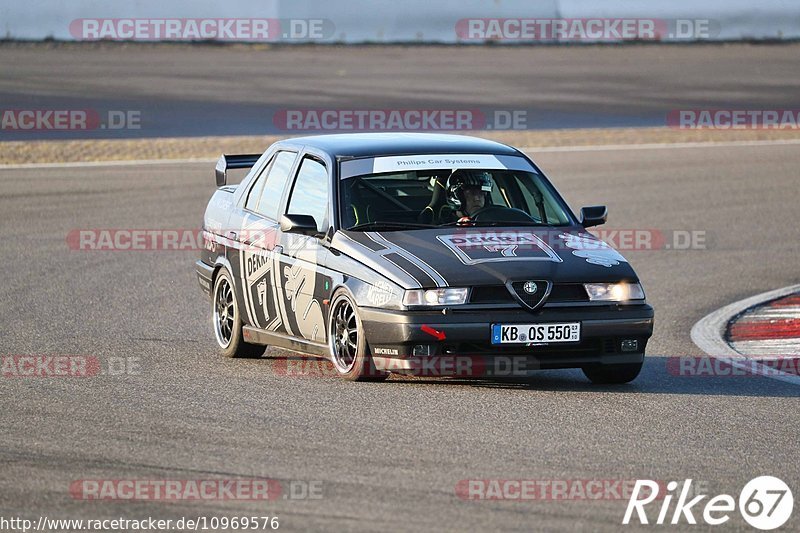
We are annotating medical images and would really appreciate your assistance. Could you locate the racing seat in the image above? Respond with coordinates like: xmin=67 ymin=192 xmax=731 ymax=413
xmin=417 ymin=177 xmax=448 ymax=224
xmin=345 ymin=180 xmax=371 ymax=228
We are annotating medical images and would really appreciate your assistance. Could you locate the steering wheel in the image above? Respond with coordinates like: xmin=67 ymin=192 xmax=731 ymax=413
xmin=470 ymin=206 xmax=535 ymax=223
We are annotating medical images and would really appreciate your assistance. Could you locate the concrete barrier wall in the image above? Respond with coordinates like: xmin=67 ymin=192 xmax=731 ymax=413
xmin=2 ymin=0 xmax=798 ymax=42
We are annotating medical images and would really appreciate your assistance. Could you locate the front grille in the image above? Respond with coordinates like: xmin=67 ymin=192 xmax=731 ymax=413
xmin=470 ymin=286 xmax=514 ymax=304
xmin=469 ymin=283 xmax=589 ymax=306
xmin=603 ymin=338 xmax=616 ymax=354
xmin=549 ymin=284 xmax=589 ymax=302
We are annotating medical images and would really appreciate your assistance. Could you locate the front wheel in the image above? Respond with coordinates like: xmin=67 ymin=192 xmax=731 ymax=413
xmin=212 ymin=268 xmax=266 ymax=358
xmin=582 ymin=361 xmax=643 ymax=384
xmin=327 ymin=291 xmax=388 ymax=381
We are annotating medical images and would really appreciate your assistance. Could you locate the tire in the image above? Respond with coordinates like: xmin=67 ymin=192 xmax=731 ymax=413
xmin=327 ymin=290 xmax=388 ymax=381
xmin=212 ymin=267 xmax=266 ymax=359
xmin=582 ymin=361 xmax=643 ymax=384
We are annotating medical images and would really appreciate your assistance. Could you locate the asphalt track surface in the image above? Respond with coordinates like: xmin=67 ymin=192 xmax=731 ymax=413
xmin=1 ymin=141 xmax=799 ymax=532
xmin=2 ymin=43 xmax=800 ymax=139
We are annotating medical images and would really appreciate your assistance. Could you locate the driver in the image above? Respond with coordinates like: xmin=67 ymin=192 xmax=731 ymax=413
xmin=441 ymin=169 xmax=493 ymax=221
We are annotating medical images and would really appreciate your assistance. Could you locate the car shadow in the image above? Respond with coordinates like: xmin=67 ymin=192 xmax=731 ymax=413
xmin=382 ymin=356 xmax=800 ymax=397
xmin=266 ymin=350 xmax=800 ymax=397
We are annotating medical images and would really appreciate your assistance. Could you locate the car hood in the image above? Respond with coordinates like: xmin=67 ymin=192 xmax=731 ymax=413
xmin=332 ymin=227 xmax=639 ymax=289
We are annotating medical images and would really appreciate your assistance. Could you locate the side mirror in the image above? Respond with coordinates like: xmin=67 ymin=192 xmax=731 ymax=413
xmin=280 ymin=214 xmax=320 ymax=236
xmin=580 ymin=205 xmax=608 ymax=228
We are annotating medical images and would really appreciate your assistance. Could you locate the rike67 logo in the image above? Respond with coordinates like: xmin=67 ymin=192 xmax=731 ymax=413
xmin=624 ymin=477 xmax=793 ymax=530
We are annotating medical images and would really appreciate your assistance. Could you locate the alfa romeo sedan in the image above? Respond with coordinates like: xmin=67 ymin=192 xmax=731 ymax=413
xmin=196 ymin=133 xmax=654 ymax=382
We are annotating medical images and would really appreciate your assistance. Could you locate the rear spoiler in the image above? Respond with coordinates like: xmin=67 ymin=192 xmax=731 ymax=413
xmin=215 ymin=154 xmax=261 ymax=187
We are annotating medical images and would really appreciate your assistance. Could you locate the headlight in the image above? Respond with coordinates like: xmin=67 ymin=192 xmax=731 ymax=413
xmin=583 ymin=282 xmax=645 ymax=302
xmin=403 ymin=288 xmax=469 ymax=306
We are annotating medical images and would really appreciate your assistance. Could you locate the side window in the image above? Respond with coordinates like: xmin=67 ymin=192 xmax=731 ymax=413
xmin=515 ymin=174 xmax=569 ymax=225
xmin=490 ymin=180 xmax=508 ymax=207
xmin=286 ymin=157 xmax=330 ymax=232
xmin=244 ymin=155 xmax=274 ymax=211
xmin=252 ymin=151 xmax=297 ymax=220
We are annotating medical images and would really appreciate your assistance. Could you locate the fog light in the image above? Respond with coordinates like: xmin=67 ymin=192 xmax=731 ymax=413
xmin=621 ymin=339 xmax=639 ymax=352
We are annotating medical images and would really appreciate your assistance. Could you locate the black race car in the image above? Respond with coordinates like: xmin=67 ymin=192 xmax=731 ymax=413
xmin=196 ymin=133 xmax=654 ymax=382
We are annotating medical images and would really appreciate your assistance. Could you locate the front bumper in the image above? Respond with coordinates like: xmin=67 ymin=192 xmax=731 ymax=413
xmin=361 ymin=304 xmax=654 ymax=375
xmin=196 ymin=260 xmax=214 ymax=297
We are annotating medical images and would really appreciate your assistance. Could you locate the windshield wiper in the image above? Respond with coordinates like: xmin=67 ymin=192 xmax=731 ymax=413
xmin=347 ymin=221 xmax=438 ymax=231
xmin=439 ymin=220 xmax=555 ymax=227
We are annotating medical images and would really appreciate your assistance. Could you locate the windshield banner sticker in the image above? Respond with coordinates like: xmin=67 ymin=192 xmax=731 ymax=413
xmin=372 ymin=154 xmax=505 ymax=174
xmin=437 ymin=231 xmax=562 ymax=265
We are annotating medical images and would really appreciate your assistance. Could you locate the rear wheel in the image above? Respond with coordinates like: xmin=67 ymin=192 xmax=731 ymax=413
xmin=328 ymin=291 xmax=388 ymax=381
xmin=582 ymin=361 xmax=643 ymax=384
xmin=212 ymin=268 xmax=266 ymax=358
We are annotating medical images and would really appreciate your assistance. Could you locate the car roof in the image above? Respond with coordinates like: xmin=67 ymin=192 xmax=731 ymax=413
xmin=276 ymin=133 xmax=521 ymax=159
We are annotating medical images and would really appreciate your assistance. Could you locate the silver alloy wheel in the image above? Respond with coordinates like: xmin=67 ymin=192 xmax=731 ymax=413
xmin=329 ymin=297 xmax=358 ymax=373
xmin=213 ymin=276 xmax=234 ymax=348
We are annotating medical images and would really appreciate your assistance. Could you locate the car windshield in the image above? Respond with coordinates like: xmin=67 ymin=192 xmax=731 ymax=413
xmin=339 ymin=168 xmax=573 ymax=230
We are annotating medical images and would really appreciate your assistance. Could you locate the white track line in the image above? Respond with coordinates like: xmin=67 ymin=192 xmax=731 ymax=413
xmin=691 ymin=284 xmax=800 ymax=386
xmin=1 ymin=137 xmax=800 ymax=170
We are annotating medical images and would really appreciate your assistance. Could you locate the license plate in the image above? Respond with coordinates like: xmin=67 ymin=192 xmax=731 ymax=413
xmin=491 ymin=322 xmax=580 ymax=345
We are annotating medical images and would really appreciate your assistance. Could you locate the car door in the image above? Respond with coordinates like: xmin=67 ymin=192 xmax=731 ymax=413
xmin=274 ymin=155 xmax=332 ymax=344
xmin=234 ymin=150 xmax=298 ymax=333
